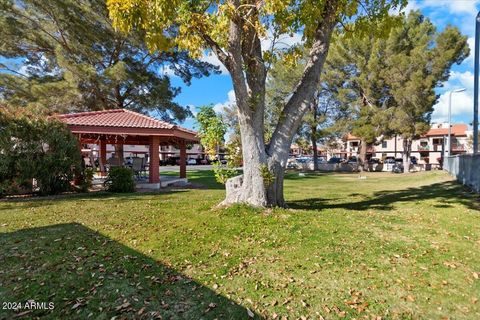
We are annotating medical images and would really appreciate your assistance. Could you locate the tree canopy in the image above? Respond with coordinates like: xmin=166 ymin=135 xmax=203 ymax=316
xmin=0 ymin=0 xmax=218 ymax=121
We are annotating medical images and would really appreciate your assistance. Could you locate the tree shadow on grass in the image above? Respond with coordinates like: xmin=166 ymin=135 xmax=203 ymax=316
xmin=288 ymin=180 xmax=479 ymax=212
xmin=0 ymin=223 xmax=261 ymax=319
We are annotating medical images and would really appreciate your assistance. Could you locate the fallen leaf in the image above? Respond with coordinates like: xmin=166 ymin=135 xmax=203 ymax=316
xmin=247 ymin=308 xmax=255 ymax=318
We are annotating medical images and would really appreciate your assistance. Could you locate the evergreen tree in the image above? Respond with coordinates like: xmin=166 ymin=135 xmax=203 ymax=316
xmin=0 ymin=0 xmax=218 ymax=122
xmin=325 ymin=23 xmax=395 ymax=171
xmin=384 ymin=12 xmax=469 ymax=172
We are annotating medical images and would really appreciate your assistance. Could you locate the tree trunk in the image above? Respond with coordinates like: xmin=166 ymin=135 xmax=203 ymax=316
xmin=402 ymin=138 xmax=412 ymax=173
xmin=311 ymin=127 xmax=319 ymax=171
xmin=358 ymin=139 xmax=367 ymax=172
xmin=114 ymin=144 xmax=124 ymax=163
xmin=219 ymin=1 xmax=338 ymax=208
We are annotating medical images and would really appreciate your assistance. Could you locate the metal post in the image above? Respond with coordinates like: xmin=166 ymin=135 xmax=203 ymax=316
xmin=448 ymin=91 xmax=452 ymax=156
xmin=474 ymin=12 xmax=480 ymax=153
xmin=448 ymin=88 xmax=466 ymax=157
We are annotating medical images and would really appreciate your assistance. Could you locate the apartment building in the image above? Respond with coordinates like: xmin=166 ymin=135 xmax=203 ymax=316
xmin=344 ymin=123 xmax=471 ymax=165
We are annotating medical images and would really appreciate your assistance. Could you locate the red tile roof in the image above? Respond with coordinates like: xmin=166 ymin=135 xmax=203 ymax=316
xmin=57 ymin=109 xmax=196 ymax=135
xmin=425 ymin=124 xmax=468 ymax=137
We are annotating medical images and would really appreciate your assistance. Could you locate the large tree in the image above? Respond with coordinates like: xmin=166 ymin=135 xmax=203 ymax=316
xmin=326 ymin=12 xmax=468 ymax=173
xmin=108 ymin=0 xmax=406 ymax=207
xmin=325 ymin=25 xmax=395 ymax=171
xmin=0 ymin=0 xmax=218 ymax=121
xmin=384 ymin=12 xmax=469 ymax=172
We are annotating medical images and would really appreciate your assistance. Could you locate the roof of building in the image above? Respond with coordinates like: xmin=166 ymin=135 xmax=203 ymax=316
xmin=56 ymin=109 xmax=197 ymax=135
xmin=425 ymin=124 xmax=468 ymax=137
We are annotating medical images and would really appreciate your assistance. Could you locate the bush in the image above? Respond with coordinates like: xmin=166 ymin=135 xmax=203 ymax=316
xmin=78 ymin=167 xmax=95 ymax=192
xmin=104 ymin=167 xmax=135 ymax=193
xmin=212 ymin=161 xmax=238 ymax=184
xmin=0 ymin=110 xmax=81 ymax=196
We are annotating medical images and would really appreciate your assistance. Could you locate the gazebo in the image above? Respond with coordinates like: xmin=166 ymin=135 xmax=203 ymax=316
xmin=57 ymin=109 xmax=199 ymax=186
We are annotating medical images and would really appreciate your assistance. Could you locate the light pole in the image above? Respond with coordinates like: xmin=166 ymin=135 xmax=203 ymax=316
xmin=474 ymin=11 xmax=480 ymax=153
xmin=447 ymin=88 xmax=466 ymax=156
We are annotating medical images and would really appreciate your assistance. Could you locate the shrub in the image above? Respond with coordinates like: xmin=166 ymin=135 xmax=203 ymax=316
xmin=104 ymin=167 xmax=135 ymax=193
xmin=0 ymin=109 xmax=81 ymax=196
xmin=77 ymin=167 xmax=95 ymax=192
xmin=212 ymin=161 xmax=238 ymax=184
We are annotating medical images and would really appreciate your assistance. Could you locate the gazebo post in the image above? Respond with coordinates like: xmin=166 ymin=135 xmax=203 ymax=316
xmin=179 ymin=140 xmax=187 ymax=179
xmin=149 ymin=136 xmax=160 ymax=184
xmin=99 ymin=139 xmax=107 ymax=176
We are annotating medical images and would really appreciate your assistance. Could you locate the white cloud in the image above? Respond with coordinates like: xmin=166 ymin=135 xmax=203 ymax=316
xmin=426 ymin=0 xmax=479 ymax=14
xmin=260 ymin=31 xmax=303 ymax=52
xmin=463 ymin=37 xmax=476 ymax=67
xmin=200 ymin=52 xmax=229 ymax=75
xmin=432 ymin=90 xmax=473 ymax=123
xmin=213 ymin=89 xmax=236 ymax=113
xmin=450 ymin=70 xmax=474 ymax=90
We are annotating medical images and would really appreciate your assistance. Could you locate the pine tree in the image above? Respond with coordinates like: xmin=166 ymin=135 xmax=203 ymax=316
xmin=384 ymin=11 xmax=469 ymax=172
xmin=0 ymin=0 xmax=218 ymax=122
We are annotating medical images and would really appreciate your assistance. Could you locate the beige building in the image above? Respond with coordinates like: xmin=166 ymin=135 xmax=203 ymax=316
xmin=344 ymin=123 xmax=471 ymax=165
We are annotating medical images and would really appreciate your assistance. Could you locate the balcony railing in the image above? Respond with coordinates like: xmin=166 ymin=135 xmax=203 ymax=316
xmin=451 ymin=143 xmax=465 ymax=151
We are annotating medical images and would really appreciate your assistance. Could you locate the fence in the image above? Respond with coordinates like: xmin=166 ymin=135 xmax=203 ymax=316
xmin=444 ymin=154 xmax=480 ymax=193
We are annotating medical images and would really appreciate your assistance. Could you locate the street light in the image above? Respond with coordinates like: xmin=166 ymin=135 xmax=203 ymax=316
xmin=447 ymin=88 xmax=466 ymax=156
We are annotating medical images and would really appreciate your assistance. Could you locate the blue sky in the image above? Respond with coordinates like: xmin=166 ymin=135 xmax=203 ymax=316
xmin=174 ymin=0 xmax=480 ymax=131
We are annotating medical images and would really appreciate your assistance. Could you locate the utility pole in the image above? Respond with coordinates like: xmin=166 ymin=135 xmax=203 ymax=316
xmin=473 ymin=12 xmax=480 ymax=153
xmin=448 ymin=88 xmax=466 ymax=156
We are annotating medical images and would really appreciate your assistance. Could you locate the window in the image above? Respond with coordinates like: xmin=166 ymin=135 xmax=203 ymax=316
xmin=382 ymin=141 xmax=387 ymax=148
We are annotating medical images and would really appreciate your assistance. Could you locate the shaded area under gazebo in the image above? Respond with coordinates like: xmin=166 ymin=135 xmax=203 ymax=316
xmin=57 ymin=109 xmax=199 ymax=187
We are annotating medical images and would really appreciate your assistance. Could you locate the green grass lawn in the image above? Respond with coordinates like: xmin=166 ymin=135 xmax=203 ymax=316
xmin=0 ymin=170 xmax=479 ymax=319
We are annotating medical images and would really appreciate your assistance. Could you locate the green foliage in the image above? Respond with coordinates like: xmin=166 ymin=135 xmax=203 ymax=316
xmin=107 ymin=0 xmax=407 ymax=61
xmin=225 ymin=136 xmax=243 ymax=167
xmin=78 ymin=168 xmax=95 ymax=193
xmin=0 ymin=110 xmax=80 ymax=196
xmin=104 ymin=167 xmax=135 ymax=193
xmin=212 ymin=162 xmax=238 ymax=185
xmin=327 ymin=11 xmax=469 ymax=143
xmin=385 ymin=12 xmax=469 ymax=140
xmin=260 ymin=164 xmax=275 ymax=187
xmin=0 ymin=0 xmax=218 ymax=119
xmin=196 ymin=106 xmax=227 ymax=159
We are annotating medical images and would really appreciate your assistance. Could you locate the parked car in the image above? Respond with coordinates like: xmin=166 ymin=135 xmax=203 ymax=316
xmin=124 ymin=156 xmax=134 ymax=166
xmin=410 ymin=156 xmax=417 ymax=165
xmin=347 ymin=156 xmax=357 ymax=164
xmin=384 ymin=157 xmax=396 ymax=164
xmin=286 ymin=158 xmax=297 ymax=169
xmin=327 ymin=157 xmax=343 ymax=164
xmin=307 ymin=157 xmax=326 ymax=170
xmin=368 ymin=158 xmax=380 ymax=164
xmin=187 ymin=158 xmax=197 ymax=165
xmin=392 ymin=162 xmax=404 ymax=173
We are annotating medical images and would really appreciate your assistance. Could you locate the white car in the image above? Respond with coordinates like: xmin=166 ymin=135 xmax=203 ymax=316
xmin=187 ymin=158 xmax=197 ymax=165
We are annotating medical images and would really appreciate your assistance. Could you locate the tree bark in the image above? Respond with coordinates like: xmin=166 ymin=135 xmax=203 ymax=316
xmin=219 ymin=1 xmax=338 ymax=207
xmin=358 ymin=139 xmax=368 ymax=172
xmin=311 ymin=127 xmax=319 ymax=171
xmin=402 ymin=138 xmax=412 ymax=173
